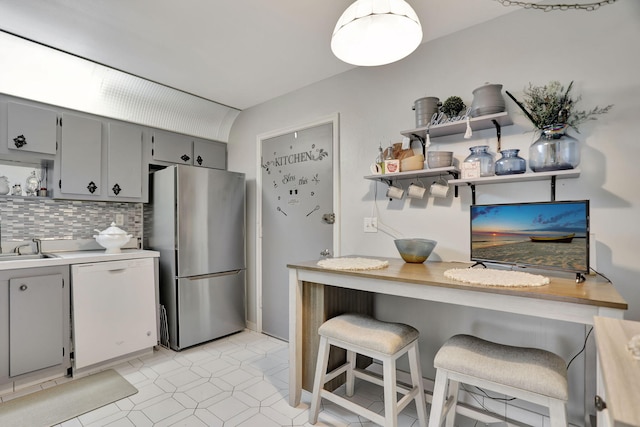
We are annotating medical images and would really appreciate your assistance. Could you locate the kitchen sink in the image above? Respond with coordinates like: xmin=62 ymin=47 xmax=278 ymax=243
xmin=0 ymin=253 xmax=58 ymax=261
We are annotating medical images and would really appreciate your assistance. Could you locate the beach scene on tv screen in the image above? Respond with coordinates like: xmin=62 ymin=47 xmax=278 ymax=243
xmin=471 ymin=202 xmax=588 ymax=272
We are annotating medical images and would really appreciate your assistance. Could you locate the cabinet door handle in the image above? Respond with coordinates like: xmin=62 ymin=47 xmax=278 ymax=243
xmin=87 ymin=181 xmax=97 ymax=194
xmin=13 ymin=135 xmax=27 ymax=148
xmin=112 ymin=183 xmax=121 ymax=195
xmin=180 ymin=154 xmax=191 ymax=162
xmin=196 ymin=155 xmax=203 ymax=166
xmin=19 ymin=284 xmax=28 ymax=291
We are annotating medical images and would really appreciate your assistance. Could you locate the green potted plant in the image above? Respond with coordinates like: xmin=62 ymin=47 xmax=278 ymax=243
xmin=506 ymin=81 xmax=612 ymax=172
xmin=441 ymin=96 xmax=466 ymax=118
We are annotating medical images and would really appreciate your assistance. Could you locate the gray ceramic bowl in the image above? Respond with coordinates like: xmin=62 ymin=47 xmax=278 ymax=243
xmin=394 ymin=238 xmax=437 ymax=263
xmin=427 ymin=151 xmax=453 ymax=168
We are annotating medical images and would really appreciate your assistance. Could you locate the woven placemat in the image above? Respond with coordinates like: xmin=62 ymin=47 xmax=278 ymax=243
xmin=317 ymin=257 xmax=389 ymax=271
xmin=444 ymin=268 xmax=549 ymax=287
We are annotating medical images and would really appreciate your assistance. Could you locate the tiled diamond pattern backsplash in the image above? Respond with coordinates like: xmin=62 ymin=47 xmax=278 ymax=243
xmin=0 ymin=197 xmax=143 ymax=241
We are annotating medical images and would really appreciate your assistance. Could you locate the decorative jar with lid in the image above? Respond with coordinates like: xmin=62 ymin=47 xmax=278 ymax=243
xmin=464 ymin=145 xmax=495 ymax=177
xmin=495 ymin=149 xmax=526 ymax=175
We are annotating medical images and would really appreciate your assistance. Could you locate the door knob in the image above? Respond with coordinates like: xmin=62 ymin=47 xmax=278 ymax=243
xmin=322 ymin=213 xmax=335 ymax=224
xmin=19 ymin=284 xmax=28 ymax=291
xmin=320 ymin=249 xmax=331 ymax=257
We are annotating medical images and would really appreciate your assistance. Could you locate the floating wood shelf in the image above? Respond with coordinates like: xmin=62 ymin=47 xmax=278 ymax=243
xmin=400 ymin=111 xmax=513 ymax=140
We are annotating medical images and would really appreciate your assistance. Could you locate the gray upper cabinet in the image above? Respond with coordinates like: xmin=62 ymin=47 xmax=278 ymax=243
xmin=56 ymin=117 xmax=147 ymax=202
xmin=60 ymin=113 xmax=102 ymax=196
xmin=194 ymin=138 xmax=226 ymax=169
xmin=7 ymin=102 xmax=58 ymax=155
xmin=108 ymin=123 xmax=143 ymax=199
xmin=152 ymin=130 xmax=226 ymax=170
xmin=152 ymin=130 xmax=193 ymax=165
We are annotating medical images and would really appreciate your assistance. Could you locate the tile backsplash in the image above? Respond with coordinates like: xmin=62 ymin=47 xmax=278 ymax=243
xmin=0 ymin=197 xmax=142 ymax=241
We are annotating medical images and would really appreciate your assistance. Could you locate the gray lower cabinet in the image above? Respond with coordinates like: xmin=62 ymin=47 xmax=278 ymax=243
xmin=9 ymin=274 xmax=64 ymax=376
xmin=60 ymin=113 xmax=102 ymax=196
xmin=0 ymin=266 xmax=70 ymax=386
xmin=7 ymin=101 xmax=58 ymax=155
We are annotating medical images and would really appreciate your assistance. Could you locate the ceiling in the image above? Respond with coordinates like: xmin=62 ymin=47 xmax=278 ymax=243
xmin=0 ymin=0 xmax=519 ymax=111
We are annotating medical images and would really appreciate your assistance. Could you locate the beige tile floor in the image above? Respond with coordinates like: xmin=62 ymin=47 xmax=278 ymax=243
xmin=49 ymin=330 xmax=421 ymax=427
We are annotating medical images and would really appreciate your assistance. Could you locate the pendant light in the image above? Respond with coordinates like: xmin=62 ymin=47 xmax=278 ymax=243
xmin=331 ymin=0 xmax=422 ymax=67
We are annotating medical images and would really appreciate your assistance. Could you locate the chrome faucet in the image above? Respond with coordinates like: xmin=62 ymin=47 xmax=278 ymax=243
xmin=32 ymin=238 xmax=42 ymax=255
xmin=13 ymin=239 xmax=41 ymax=255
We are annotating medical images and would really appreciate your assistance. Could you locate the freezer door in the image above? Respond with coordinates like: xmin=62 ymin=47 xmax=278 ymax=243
xmin=176 ymin=166 xmax=246 ymax=277
xmin=176 ymin=270 xmax=245 ymax=350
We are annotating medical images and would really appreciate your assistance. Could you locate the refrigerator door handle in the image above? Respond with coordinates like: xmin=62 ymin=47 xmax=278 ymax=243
xmin=183 ymin=270 xmax=242 ymax=280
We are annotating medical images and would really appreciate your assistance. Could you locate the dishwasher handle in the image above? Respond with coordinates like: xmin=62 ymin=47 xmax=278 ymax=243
xmin=183 ymin=270 xmax=242 ymax=280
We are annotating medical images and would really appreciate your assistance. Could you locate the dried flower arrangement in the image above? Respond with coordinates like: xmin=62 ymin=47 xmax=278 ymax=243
xmin=505 ymin=81 xmax=613 ymax=133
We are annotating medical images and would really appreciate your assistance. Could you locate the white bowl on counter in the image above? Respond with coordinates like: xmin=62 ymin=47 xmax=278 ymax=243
xmin=93 ymin=222 xmax=132 ymax=254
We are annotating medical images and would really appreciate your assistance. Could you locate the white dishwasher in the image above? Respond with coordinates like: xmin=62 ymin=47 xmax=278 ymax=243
xmin=71 ymin=258 xmax=157 ymax=370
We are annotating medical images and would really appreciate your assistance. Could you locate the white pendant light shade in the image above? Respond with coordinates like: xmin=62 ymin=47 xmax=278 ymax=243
xmin=331 ymin=0 xmax=422 ymax=66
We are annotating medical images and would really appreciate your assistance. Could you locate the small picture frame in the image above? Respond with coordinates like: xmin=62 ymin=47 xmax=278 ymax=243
xmin=461 ymin=161 xmax=481 ymax=179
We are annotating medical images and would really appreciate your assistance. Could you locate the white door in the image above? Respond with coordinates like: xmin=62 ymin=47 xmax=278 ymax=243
xmin=260 ymin=117 xmax=338 ymax=340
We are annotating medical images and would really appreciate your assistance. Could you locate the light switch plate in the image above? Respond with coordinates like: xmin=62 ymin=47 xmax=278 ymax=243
xmin=115 ymin=214 xmax=124 ymax=226
xmin=364 ymin=217 xmax=378 ymax=233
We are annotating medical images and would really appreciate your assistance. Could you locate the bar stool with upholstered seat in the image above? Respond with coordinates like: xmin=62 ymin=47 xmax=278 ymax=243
xmin=309 ymin=313 xmax=428 ymax=427
xmin=428 ymin=334 xmax=569 ymax=427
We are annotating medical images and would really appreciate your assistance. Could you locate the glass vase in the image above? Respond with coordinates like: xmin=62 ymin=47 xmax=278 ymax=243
xmin=529 ymin=124 xmax=580 ymax=172
xmin=464 ymin=145 xmax=494 ymax=177
xmin=495 ymin=149 xmax=526 ymax=175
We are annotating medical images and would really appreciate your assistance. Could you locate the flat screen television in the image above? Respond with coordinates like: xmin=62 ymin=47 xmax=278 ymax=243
xmin=470 ymin=200 xmax=590 ymax=275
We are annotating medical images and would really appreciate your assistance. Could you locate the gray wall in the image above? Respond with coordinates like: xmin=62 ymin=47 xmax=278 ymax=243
xmin=228 ymin=2 xmax=640 ymax=422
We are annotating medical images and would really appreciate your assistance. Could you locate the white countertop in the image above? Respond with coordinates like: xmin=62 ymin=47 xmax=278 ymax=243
xmin=0 ymin=249 xmax=159 ymax=271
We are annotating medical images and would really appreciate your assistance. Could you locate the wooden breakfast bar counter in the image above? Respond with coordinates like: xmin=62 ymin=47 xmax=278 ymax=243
xmin=287 ymin=257 xmax=628 ymax=423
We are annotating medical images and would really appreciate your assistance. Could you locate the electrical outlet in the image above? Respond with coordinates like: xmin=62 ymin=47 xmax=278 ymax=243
xmin=115 ymin=214 xmax=124 ymax=226
xmin=364 ymin=217 xmax=378 ymax=233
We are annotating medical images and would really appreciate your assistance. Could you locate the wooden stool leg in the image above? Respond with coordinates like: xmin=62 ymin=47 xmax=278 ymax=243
xmin=444 ymin=380 xmax=459 ymax=427
xmin=346 ymin=349 xmax=356 ymax=397
xmin=383 ymin=356 xmax=399 ymax=427
xmin=549 ymin=401 xmax=568 ymax=427
xmin=309 ymin=336 xmax=330 ymax=424
xmin=408 ymin=342 xmax=428 ymax=427
xmin=428 ymin=370 xmax=449 ymax=427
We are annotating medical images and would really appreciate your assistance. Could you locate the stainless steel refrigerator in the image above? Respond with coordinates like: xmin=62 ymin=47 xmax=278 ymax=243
xmin=146 ymin=164 xmax=245 ymax=351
